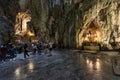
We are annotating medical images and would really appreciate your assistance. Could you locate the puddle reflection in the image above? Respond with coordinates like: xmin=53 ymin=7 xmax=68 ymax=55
xmin=86 ymin=57 xmax=101 ymax=71
xmin=28 ymin=60 xmax=34 ymax=73
xmin=86 ymin=57 xmax=93 ymax=70
xmin=15 ymin=67 xmax=21 ymax=76
xmin=15 ymin=67 xmax=22 ymax=79
xmin=96 ymin=59 xmax=101 ymax=70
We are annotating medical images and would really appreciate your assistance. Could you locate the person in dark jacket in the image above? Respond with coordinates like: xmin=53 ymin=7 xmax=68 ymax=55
xmin=23 ymin=43 xmax=29 ymax=58
xmin=0 ymin=45 xmax=8 ymax=61
xmin=0 ymin=50 xmax=2 ymax=61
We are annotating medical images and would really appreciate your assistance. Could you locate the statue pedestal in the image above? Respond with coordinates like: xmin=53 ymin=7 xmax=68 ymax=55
xmin=84 ymin=45 xmax=100 ymax=51
xmin=82 ymin=42 xmax=100 ymax=51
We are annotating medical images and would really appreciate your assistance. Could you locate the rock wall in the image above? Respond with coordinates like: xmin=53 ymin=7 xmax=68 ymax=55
xmin=0 ymin=0 xmax=20 ymax=44
xmin=19 ymin=0 xmax=49 ymax=41
xmin=1 ymin=0 xmax=120 ymax=49
xmin=0 ymin=0 xmax=20 ymax=22
xmin=76 ymin=0 xmax=120 ymax=49
xmin=50 ymin=0 xmax=120 ymax=49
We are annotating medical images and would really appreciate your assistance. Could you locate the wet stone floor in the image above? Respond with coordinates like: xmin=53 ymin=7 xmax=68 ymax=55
xmin=0 ymin=50 xmax=120 ymax=80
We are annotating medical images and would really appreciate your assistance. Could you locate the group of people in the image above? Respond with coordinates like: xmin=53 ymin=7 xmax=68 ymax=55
xmin=0 ymin=43 xmax=16 ymax=62
xmin=23 ymin=41 xmax=54 ymax=58
xmin=44 ymin=41 xmax=53 ymax=56
xmin=0 ymin=41 xmax=54 ymax=62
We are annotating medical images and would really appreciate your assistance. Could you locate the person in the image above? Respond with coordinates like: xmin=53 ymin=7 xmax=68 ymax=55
xmin=23 ymin=43 xmax=29 ymax=58
xmin=36 ymin=43 xmax=41 ymax=54
xmin=8 ymin=43 xmax=16 ymax=59
xmin=0 ymin=49 xmax=2 ymax=61
xmin=0 ymin=45 xmax=8 ymax=62
xmin=48 ymin=41 xmax=53 ymax=56
xmin=44 ymin=42 xmax=49 ymax=54
xmin=49 ymin=41 xmax=53 ymax=50
xmin=32 ymin=43 xmax=37 ymax=55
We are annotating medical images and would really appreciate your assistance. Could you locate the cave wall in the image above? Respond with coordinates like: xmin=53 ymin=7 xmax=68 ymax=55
xmin=0 ymin=0 xmax=20 ymax=23
xmin=76 ymin=0 xmax=120 ymax=49
xmin=48 ymin=0 xmax=120 ymax=49
xmin=19 ymin=0 xmax=49 ymax=41
xmin=0 ymin=0 xmax=20 ymax=44
xmin=1 ymin=0 xmax=120 ymax=49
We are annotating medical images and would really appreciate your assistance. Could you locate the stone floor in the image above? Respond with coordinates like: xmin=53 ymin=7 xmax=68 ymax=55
xmin=0 ymin=50 xmax=120 ymax=80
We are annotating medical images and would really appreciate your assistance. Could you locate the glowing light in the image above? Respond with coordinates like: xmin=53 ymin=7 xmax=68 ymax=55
xmin=96 ymin=59 xmax=101 ymax=70
xmin=31 ymin=39 xmax=38 ymax=43
xmin=86 ymin=58 xmax=90 ymax=64
xmin=89 ymin=61 xmax=93 ymax=70
xmin=86 ymin=58 xmax=93 ymax=71
xmin=96 ymin=30 xmax=101 ymax=42
xmin=22 ymin=19 xmax=27 ymax=34
xmin=14 ymin=11 xmax=32 ymax=36
xmin=27 ymin=31 xmax=35 ymax=36
xmin=86 ymin=58 xmax=101 ymax=72
xmin=84 ymin=37 xmax=89 ymax=41
xmin=15 ymin=68 xmax=21 ymax=76
xmin=15 ymin=67 xmax=21 ymax=79
xmin=28 ymin=61 xmax=34 ymax=73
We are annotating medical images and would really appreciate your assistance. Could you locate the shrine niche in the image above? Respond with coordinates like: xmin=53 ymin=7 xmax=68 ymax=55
xmin=14 ymin=11 xmax=34 ymax=36
xmin=14 ymin=11 xmax=35 ymax=44
xmin=82 ymin=20 xmax=102 ymax=51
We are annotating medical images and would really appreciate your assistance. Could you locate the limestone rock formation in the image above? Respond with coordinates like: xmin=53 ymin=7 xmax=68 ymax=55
xmin=0 ymin=0 xmax=120 ymax=50
xmin=76 ymin=0 xmax=120 ymax=50
xmin=0 ymin=17 xmax=13 ymax=44
xmin=0 ymin=0 xmax=20 ymax=44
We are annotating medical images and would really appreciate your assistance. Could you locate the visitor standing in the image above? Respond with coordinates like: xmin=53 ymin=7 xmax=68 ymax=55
xmin=44 ymin=42 xmax=49 ymax=54
xmin=0 ymin=45 xmax=8 ymax=62
xmin=23 ymin=43 xmax=29 ymax=58
xmin=48 ymin=41 xmax=53 ymax=56
xmin=32 ymin=43 xmax=37 ymax=55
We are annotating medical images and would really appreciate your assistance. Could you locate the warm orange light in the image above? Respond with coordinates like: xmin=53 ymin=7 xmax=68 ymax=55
xmin=15 ymin=11 xmax=31 ymax=36
xmin=31 ymin=39 xmax=38 ymax=43
xmin=27 ymin=31 xmax=35 ymax=36
xmin=28 ymin=60 xmax=34 ymax=73
xmin=84 ymin=37 xmax=89 ymax=41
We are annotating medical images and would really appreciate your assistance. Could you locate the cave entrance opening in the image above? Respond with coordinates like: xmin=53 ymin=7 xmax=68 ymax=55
xmin=82 ymin=20 xmax=102 ymax=51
